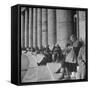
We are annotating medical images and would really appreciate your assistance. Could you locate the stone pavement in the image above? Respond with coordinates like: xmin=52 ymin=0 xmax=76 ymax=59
xmin=21 ymin=52 xmax=63 ymax=82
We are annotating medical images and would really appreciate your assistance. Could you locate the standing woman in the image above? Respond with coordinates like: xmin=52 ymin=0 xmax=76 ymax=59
xmin=65 ymin=35 xmax=83 ymax=79
xmin=76 ymin=43 xmax=86 ymax=79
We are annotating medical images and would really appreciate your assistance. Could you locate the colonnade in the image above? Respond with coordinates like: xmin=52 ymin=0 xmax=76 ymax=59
xmin=21 ymin=7 xmax=83 ymax=50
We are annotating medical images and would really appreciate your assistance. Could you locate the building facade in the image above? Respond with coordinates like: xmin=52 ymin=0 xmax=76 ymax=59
xmin=21 ymin=7 xmax=86 ymax=50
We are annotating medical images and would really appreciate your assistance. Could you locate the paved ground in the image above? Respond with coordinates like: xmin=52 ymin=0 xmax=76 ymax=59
xmin=21 ymin=52 xmax=63 ymax=82
xmin=22 ymin=63 xmax=63 ymax=82
xmin=37 ymin=65 xmax=52 ymax=81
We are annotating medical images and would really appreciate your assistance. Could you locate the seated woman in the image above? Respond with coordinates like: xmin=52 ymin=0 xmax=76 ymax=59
xmin=52 ymin=44 xmax=63 ymax=62
xmin=43 ymin=45 xmax=52 ymax=63
xmin=37 ymin=45 xmax=52 ymax=65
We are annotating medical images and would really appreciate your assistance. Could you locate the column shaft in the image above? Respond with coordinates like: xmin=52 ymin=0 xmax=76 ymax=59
xmin=78 ymin=11 xmax=86 ymax=41
xmin=48 ymin=9 xmax=56 ymax=49
xmin=42 ymin=9 xmax=48 ymax=47
xmin=23 ymin=12 xmax=25 ymax=49
xmin=27 ymin=9 xmax=29 ymax=48
xmin=29 ymin=8 xmax=33 ymax=48
xmin=33 ymin=8 xmax=37 ymax=49
xmin=21 ymin=13 xmax=24 ymax=49
xmin=56 ymin=10 xmax=73 ymax=49
xmin=25 ymin=9 xmax=29 ymax=48
xmin=76 ymin=11 xmax=79 ymax=39
xmin=37 ymin=8 xmax=42 ymax=49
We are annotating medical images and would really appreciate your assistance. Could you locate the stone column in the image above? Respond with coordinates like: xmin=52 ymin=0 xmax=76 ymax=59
xmin=21 ymin=12 xmax=24 ymax=49
xmin=27 ymin=9 xmax=29 ymax=48
xmin=37 ymin=8 xmax=42 ymax=49
xmin=73 ymin=11 xmax=79 ymax=38
xmin=25 ymin=8 xmax=29 ymax=48
xmin=42 ymin=8 xmax=48 ymax=48
xmin=48 ymin=9 xmax=56 ymax=49
xmin=78 ymin=11 xmax=86 ymax=41
xmin=29 ymin=8 xmax=33 ymax=49
xmin=56 ymin=10 xmax=73 ymax=49
xmin=33 ymin=8 xmax=37 ymax=49
xmin=22 ymin=12 xmax=25 ymax=49
xmin=76 ymin=11 xmax=79 ymax=39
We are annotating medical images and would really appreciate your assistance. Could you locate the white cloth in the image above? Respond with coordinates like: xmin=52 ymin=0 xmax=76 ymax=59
xmin=26 ymin=52 xmax=37 ymax=68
